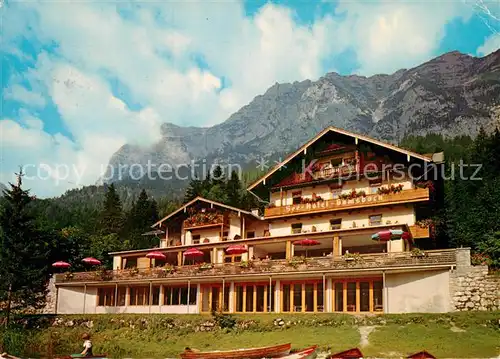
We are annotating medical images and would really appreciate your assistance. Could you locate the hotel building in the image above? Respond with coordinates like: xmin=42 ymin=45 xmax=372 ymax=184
xmin=55 ymin=126 xmax=466 ymax=315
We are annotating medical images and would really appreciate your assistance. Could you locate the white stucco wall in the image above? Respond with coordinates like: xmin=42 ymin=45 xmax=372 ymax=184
xmin=269 ymin=206 xmax=415 ymax=237
xmin=57 ymin=287 xmax=97 ymax=314
xmin=386 ymin=270 xmax=451 ymax=313
xmin=270 ymin=178 xmax=413 ymax=206
xmin=57 ymin=286 xmax=200 ymax=314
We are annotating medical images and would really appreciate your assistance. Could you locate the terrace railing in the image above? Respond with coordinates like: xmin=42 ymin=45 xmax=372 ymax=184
xmin=55 ymin=249 xmax=456 ymax=284
xmin=265 ymin=187 xmax=430 ymax=217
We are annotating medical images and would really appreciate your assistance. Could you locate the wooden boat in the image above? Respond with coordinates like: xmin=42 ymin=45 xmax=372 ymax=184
xmin=180 ymin=343 xmax=291 ymax=359
xmin=407 ymin=351 xmax=437 ymax=359
xmin=55 ymin=355 xmax=108 ymax=359
xmin=327 ymin=347 xmax=364 ymax=359
xmin=280 ymin=346 xmax=317 ymax=359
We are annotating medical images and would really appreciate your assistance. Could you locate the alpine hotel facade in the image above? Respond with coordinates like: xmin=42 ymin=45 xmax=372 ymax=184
xmin=55 ymin=127 xmax=466 ymax=315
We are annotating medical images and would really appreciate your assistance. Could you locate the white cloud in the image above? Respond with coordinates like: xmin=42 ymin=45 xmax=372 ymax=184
xmin=477 ymin=34 xmax=500 ymax=56
xmin=334 ymin=1 xmax=472 ymax=74
xmin=4 ymin=84 xmax=46 ymax=108
xmin=1 ymin=0 xmax=476 ymax=196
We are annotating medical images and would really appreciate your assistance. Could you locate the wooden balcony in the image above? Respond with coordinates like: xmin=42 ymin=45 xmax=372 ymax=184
xmin=183 ymin=213 xmax=225 ymax=230
xmin=55 ymin=249 xmax=456 ymax=284
xmin=264 ymin=188 xmax=430 ymax=218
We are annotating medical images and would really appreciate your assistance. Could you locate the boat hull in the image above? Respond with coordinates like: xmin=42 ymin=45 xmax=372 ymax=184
xmin=280 ymin=346 xmax=317 ymax=359
xmin=180 ymin=343 xmax=292 ymax=359
xmin=327 ymin=347 xmax=364 ymax=359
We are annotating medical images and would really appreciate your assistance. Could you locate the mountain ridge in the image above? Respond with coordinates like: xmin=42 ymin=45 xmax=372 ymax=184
xmin=107 ymin=49 xmax=500 ymax=182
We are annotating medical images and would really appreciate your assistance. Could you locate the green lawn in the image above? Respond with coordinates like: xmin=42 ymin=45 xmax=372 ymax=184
xmin=1 ymin=313 xmax=499 ymax=358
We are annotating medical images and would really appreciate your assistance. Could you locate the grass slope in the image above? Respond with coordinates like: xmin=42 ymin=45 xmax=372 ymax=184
xmin=1 ymin=313 xmax=498 ymax=358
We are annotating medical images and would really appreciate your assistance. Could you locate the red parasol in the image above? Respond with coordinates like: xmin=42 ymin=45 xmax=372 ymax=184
xmin=293 ymin=239 xmax=321 ymax=246
xmin=225 ymin=245 xmax=248 ymax=255
xmin=183 ymin=248 xmax=204 ymax=257
xmin=52 ymin=261 xmax=71 ymax=269
xmin=146 ymin=251 xmax=166 ymax=260
xmin=82 ymin=257 xmax=101 ymax=266
xmin=183 ymin=248 xmax=204 ymax=265
xmin=293 ymin=238 xmax=320 ymax=257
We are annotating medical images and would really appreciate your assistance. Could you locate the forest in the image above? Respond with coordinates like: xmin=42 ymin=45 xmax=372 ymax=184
xmin=1 ymin=130 xmax=500 ymax=322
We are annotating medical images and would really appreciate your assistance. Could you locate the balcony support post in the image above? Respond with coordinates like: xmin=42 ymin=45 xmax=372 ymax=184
xmin=82 ymin=284 xmax=87 ymax=314
xmin=333 ymin=235 xmax=340 ymax=257
xmin=187 ymin=280 xmax=191 ymax=314
xmin=382 ymin=271 xmax=387 ymax=313
xmin=114 ymin=283 xmax=118 ymax=308
xmin=149 ymin=281 xmax=152 ymax=314
xmin=322 ymin=274 xmax=326 ymax=313
xmin=178 ymin=251 xmax=183 ymax=266
xmin=222 ymin=278 xmax=225 ymax=312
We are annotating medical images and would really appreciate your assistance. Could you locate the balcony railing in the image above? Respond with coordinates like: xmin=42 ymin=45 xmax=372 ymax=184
xmin=55 ymin=249 xmax=456 ymax=284
xmin=265 ymin=187 xmax=430 ymax=217
xmin=183 ymin=213 xmax=224 ymax=230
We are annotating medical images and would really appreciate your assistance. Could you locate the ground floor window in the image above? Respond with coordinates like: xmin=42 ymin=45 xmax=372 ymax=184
xmin=130 ymin=286 xmax=149 ymax=306
xmin=234 ymin=283 xmax=275 ymax=313
xmin=281 ymin=281 xmax=324 ymax=312
xmin=332 ymin=278 xmax=383 ymax=313
xmin=164 ymin=286 xmax=197 ymax=306
xmin=97 ymin=287 xmax=115 ymax=306
xmin=201 ymin=284 xmax=230 ymax=312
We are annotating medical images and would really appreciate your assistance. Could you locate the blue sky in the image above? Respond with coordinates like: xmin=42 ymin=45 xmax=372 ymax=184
xmin=1 ymin=0 xmax=499 ymax=197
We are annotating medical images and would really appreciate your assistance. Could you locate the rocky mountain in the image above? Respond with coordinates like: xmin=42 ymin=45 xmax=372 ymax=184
xmin=108 ymin=50 xmax=500 ymax=183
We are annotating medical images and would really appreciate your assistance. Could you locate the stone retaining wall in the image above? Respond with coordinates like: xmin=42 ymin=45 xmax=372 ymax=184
xmin=450 ymin=248 xmax=500 ymax=311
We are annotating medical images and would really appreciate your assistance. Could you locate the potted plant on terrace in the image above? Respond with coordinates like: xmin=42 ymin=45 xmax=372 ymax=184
xmin=410 ymin=247 xmax=426 ymax=258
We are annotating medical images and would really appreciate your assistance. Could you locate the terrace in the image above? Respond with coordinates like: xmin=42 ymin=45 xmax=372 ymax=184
xmin=55 ymin=248 xmax=457 ymax=284
xmin=265 ymin=187 xmax=430 ymax=218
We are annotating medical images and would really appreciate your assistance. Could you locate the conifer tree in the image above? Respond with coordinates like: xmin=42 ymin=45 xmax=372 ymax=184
xmin=226 ymin=170 xmax=242 ymax=207
xmin=0 ymin=171 xmax=54 ymax=328
xmin=125 ymin=190 xmax=160 ymax=249
xmin=99 ymin=183 xmax=123 ymax=234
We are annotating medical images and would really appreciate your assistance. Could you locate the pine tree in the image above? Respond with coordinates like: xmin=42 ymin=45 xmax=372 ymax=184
xmin=212 ymin=165 xmax=225 ymax=186
xmin=226 ymin=170 xmax=242 ymax=207
xmin=0 ymin=171 xmax=54 ymax=329
xmin=184 ymin=176 xmax=203 ymax=203
xmin=125 ymin=190 xmax=160 ymax=249
xmin=99 ymin=183 xmax=123 ymax=234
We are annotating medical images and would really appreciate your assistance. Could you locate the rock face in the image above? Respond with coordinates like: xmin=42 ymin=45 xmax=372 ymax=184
xmin=107 ymin=50 xmax=500 ymax=182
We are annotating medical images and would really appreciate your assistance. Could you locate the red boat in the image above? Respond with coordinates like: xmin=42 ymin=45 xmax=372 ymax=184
xmin=180 ymin=343 xmax=291 ymax=359
xmin=280 ymin=346 xmax=317 ymax=359
xmin=407 ymin=351 xmax=437 ymax=359
xmin=327 ymin=347 xmax=364 ymax=359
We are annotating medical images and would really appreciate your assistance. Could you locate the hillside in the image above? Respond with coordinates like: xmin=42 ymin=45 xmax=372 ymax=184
xmin=106 ymin=50 xmax=500 ymax=183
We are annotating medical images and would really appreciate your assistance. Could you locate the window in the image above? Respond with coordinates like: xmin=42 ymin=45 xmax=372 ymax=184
xmin=192 ymin=234 xmax=201 ymax=244
xmin=369 ymin=177 xmax=382 ymax=194
xmin=291 ymin=223 xmax=303 ymax=234
xmin=129 ymin=286 xmax=149 ymax=306
xmin=369 ymin=214 xmax=382 ymax=226
xmin=117 ymin=287 xmax=126 ymax=306
xmin=124 ymin=258 xmax=137 ymax=269
xmin=333 ymin=279 xmax=383 ymax=312
xmin=152 ymin=286 xmax=160 ymax=306
xmin=330 ymin=218 xmax=342 ymax=230
xmin=222 ymin=231 xmax=229 ymax=241
xmin=97 ymin=287 xmax=115 ymax=307
xmin=164 ymin=286 xmax=197 ymax=305
xmin=292 ymin=191 xmax=302 ymax=205
xmin=246 ymin=231 xmax=255 ymax=239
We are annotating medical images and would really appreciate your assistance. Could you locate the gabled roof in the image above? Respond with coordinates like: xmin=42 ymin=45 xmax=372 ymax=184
xmin=247 ymin=126 xmax=442 ymax=191
xmin=152 ymin=196 xmax=261 ymax=228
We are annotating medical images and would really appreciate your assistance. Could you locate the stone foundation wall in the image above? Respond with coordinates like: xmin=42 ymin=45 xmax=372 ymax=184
xmin=41 ymin=275 xmax=57 ymax=314
xmin=450 ymin=248 xmax=500 ymax=311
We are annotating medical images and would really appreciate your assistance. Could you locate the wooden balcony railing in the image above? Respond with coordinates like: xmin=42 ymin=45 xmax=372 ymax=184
xmin=265 ymin=188 xmax=430 ymax=217
xmin=183 ymin=213 xmax=224 ymax=230
xmin=55 ymin=249 xmax=456 ymax=284
xmin=409 ymin=224 xmax=431 ymax=239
